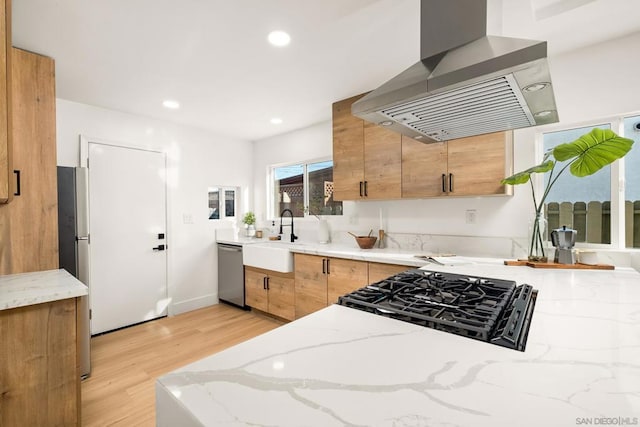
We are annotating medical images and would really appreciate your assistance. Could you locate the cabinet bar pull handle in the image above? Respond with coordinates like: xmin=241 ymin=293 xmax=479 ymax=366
xmin=266 ymin=277 xmax=270 ymax=290
xmin=327 ymin=258 xmax=331 ymax=274
xmin=449 ymin=173 xmax=454 ymax=192
xmin=442 ymin=174 xmax=446 ymax=193
xmin=322 ymin=258 xmax=326 ymax=274
xmin=263 ymin=277 xmax=267 ymax=290
xmin=359 ymin=181 xmax=363 ymax=197
xmin=364 ymin=181 xmax=368 ymax=197
xmin=13 ymin=170 xmax=21 ymax=196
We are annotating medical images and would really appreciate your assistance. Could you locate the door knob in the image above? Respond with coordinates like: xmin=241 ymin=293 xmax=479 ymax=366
xmin=153 ymin=244 xmax=166 ymax=251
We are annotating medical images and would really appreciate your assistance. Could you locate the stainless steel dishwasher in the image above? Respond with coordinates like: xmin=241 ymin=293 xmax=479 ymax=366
xmin=217 ymin=243 xmax=247 ymax=308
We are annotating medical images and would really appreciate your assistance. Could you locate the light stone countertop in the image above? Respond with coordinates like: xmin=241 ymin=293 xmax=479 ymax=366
xmin=0 ymin=269 xmax=88 ymax=311
xmin=157 ymin=259 xmax=640 ymax=427
xmin=217 ymin=238 xmax=439 ymax=268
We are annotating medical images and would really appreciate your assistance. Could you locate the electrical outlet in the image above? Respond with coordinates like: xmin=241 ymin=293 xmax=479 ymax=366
xmin=465 ymin=209 xmax=477 ymax=224
xmin=183 ymin=213 xmax=194 ymax=224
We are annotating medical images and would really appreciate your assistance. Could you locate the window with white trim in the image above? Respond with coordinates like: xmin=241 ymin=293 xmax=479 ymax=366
xmin=208 ymin=187 xmax=237 ymax=220
xmin=540 ymin=115 xmax=639 ymax=248
xmin=271 ymin=160 xmax=343 ymax=218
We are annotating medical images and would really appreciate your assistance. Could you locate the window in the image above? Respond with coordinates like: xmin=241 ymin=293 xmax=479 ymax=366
xmin=623 ymin=115 xmax=640 ymax=248
xmin=272 ymin=160 xmax=342 ymax=218
xmin=543 ymin=124 xmax=611 ymax=244
xmin=208 ymin=187 xmax=237 ymax=220
xmin=539 ymin=114 xmax=640 ymax=249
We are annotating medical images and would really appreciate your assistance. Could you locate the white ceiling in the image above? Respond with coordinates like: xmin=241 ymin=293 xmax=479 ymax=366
xmin=11 ymin=0 xmax=640 ymax=141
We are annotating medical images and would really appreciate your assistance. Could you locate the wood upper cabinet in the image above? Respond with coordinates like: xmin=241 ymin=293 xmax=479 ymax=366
xmin=0 ymin=0 xmax=12 ymax=204
xmin=327 ymin=257 xmax=368 ymax=304
xmin=446 ymin=131 xmax=513 ymax=196
xmin=402 ymin=131 xmax=513 ymax=198
xmin=332 ymin=94 xmax=364 ymax=201
xmin=332 ymin=94 xmax=401 ymax=201
xmin=245 ymin=266 xmax=295 ymax=321
xmin=402 ymin=135 xmax=448 ymax=198
xmin=0 ymin=48 xmax=58 ymax=274
xmin=363 ymin=122 xmax=401 ymax=199
xmin=333 ymin=93 xmax=511 ymax=201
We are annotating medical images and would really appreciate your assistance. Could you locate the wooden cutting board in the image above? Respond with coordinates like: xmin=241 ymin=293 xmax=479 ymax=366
xmin=504 ymin=260 xmax=615 ymax=270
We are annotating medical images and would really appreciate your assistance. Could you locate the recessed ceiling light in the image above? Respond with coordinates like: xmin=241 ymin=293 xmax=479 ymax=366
xmin=270 ymin=118 xmax=283 ymax=125
xmin=162 ymin=100 xmax=180 ymax=109
xmin=534 ymin=110 xmax=554 ymax=118
xmin=523 ymin=82 xmax=550 ymax=92
xmin=268 ymin=31 xmax=291 ymax=47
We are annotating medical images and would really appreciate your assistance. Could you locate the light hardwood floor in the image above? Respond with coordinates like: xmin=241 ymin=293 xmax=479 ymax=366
xmin=81 ymin=304 xmax=283 ymax=426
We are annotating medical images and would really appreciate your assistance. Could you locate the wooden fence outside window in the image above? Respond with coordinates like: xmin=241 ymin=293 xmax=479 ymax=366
xmin=546 ymin=200 xmax=640 ymax=247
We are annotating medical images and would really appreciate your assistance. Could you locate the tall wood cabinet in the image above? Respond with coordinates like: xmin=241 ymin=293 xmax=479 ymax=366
xmin=332 ymin=95 xmax=401 ymax=201
xmin=0 ymin=48 xmax=58 ymax=274
xmin=0 ymin=0 xmax=12 ymax=203
xmin=402 ymin=131 xmax=513 ymax=198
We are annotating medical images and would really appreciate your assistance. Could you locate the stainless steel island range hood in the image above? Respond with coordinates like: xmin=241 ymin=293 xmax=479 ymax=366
xmin=352 ymin=0 xmax=558 ymax=143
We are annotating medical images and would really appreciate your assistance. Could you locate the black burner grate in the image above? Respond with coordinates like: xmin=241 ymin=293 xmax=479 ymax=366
xmin=338 ymin=269 xmax=536 ymax=351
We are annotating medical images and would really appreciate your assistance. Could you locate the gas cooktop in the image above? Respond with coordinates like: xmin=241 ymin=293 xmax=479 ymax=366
xmin=338 ymin=269 xmax=537 ymax=351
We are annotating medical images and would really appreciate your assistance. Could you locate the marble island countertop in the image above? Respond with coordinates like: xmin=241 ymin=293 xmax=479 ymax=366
xmin=157 ymin=260 xmax=640 ymax=426
xmin=0 ymin=269 xmax=88 ymax=311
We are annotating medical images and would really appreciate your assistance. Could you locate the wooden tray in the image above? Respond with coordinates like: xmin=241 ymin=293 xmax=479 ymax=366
xmin=504 ymin=260 xmax=614 ymax=270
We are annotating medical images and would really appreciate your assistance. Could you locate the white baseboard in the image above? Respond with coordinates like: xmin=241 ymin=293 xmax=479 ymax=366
xmin=169 ymin=293 xmax=218 ymax=316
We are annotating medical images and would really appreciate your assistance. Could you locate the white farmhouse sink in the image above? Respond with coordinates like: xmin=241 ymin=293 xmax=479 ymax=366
xmin=242 ymin=242 xmax=294 ymax=273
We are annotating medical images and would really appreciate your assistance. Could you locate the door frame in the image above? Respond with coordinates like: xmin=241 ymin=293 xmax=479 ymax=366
xmin=79 ymin=135 xmax=172 ymax=316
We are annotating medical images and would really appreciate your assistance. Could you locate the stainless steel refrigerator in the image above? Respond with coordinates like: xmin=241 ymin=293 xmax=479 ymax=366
xmin=57 ymin=166 xmax=91 ymax=378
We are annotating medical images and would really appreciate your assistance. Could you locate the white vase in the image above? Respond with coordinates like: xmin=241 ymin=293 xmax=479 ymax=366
xmin=317 ymin=219 xmax=330 ymax=244
xmin=245 ymin=224 xmax=256 ymax=237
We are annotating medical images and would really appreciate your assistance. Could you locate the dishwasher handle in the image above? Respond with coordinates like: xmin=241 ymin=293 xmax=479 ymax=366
xmin=218 ymin=244 xmax=243 ymax=252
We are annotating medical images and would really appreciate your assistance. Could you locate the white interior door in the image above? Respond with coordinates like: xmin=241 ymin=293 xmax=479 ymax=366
xmin=88 ymin=142 xmax=168 ymax=334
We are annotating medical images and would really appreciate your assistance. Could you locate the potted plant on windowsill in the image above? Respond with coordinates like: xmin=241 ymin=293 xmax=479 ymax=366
xmin=242 ymin=211 xmax=256 ymax=237
xmin=502 ymin=128 xmax=634 ymax=262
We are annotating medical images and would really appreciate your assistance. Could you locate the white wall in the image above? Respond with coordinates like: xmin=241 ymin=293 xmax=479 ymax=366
xmin=56 ymin=99 xmax=253 ymax=315
xmin=252 ymin=31 xmax=640 ymax=261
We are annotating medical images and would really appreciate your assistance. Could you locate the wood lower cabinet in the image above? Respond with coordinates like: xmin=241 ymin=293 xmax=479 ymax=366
xmin=0 ymin=48 xmax=58 ymax=274
xmin=245 ymin=266 xmax=295 ymax=321
xmin=0 ymin=0 xmax=11 ymax=203
xmin=332 ymin=94 xmax=401 ymax=201
xmin=294 ymin=254 xmax=328 ymax=318
xmin=0 ymin=297 xmax=80 ymax=426
xmin=368 ymin=262 xmax=412 ymax=283
xmin=295 ymin=254 xmax=411 ymax=316
xmin=402 ymin=131 xmax=513 ymax=198
xmin=327 ymin=257 xmax=368 ymax=304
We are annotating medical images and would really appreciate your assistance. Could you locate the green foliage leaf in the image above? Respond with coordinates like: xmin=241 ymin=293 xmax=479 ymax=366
xmin=501 ymin=160 xmax=554 ymax=185
xmin=553 ymin=128 xmax=634 ymax=177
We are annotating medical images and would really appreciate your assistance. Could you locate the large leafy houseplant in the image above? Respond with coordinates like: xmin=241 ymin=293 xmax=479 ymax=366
xmin=502 ymin=128 xmax=634 ymax=261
